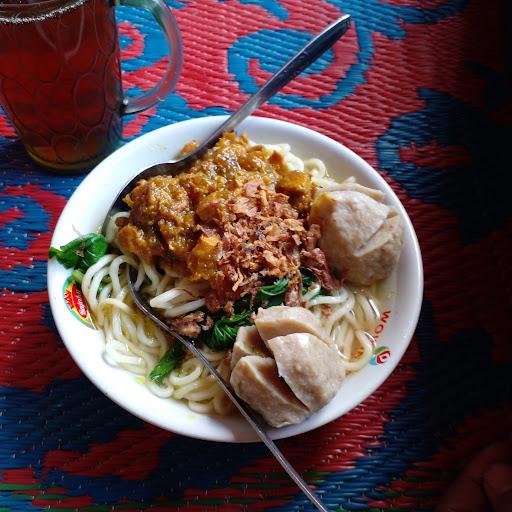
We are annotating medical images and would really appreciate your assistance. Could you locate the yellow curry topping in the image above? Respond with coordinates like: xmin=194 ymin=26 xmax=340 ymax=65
xmin=116 ymin=132 xmax=316 ymax=312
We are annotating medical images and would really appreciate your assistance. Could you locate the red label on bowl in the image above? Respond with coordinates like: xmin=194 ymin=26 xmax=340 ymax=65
xmin=62 ymin=277 xmax=96 ymax=329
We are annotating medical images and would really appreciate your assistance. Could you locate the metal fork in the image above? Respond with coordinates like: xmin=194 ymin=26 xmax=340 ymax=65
xmin=126 ymin=267 xmax=331 ymax=512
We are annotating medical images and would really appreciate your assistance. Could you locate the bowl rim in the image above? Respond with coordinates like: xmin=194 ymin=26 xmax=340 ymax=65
xmin=48 ymin=114 xmax=423 ymax=443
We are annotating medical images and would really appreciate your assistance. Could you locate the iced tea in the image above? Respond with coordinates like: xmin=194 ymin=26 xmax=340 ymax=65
xmin=0 ymin=0 xmax=123 ymax=170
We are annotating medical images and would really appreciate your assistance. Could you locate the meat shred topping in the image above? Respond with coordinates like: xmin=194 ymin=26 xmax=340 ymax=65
xmin=117 ymin=133 xmax=333 ymax=313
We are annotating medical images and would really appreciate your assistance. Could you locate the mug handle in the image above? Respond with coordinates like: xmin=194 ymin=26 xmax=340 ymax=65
xmin=114 ymin=0 xmax=183 ymax=115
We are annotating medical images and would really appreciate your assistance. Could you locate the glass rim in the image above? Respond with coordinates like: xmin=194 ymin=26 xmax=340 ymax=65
xmin=0 ymin=0 xmax=88 ymax=21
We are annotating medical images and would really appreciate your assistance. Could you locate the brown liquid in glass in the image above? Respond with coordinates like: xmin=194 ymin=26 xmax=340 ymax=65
xmin=0 ymin=0 xmax=123 ymax=171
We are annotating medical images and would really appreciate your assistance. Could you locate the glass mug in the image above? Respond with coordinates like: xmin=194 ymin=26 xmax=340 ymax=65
xmin=0 ymin=0 xmax=182 ymax=171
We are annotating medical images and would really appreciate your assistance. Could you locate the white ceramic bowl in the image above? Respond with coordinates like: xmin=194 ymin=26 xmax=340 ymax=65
xmin=48 ymin=115 xmax=423 ymax=443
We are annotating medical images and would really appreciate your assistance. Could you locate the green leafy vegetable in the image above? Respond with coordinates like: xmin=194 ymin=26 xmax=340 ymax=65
xmin=81 ymin=234 xmax=109 ymax=269
xmin=203 ymin=278 xmax=290 ymax=352
xmin=300 ymin=268 xmax=316 ymax=291
xmin=207 ymin=310 xmax=252 ymax=351
xmin=71 ymin=268 xmax=110 ymax=292
xmin=49 ymin=233 xmax=109 ymax=271
xmin=71 ymin=269 xmax=84 ymax=286
xmin=49 ymin=233 xmax=110 ymax=289
xmin=300 ymin=268 xmax=325 ymax=300
xmin=49 ymin=238 xmax=83 ymax=269
xmin=149 ymin=343 xmax=184 ymax=385
xmin=254 ymin=277 xmax=289 ymax=307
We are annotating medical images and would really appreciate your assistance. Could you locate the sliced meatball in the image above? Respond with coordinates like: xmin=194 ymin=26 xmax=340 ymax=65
xmin=344 ymin=214 xmax=403 ymax=285
xmin=230 ymin=356 xmax=310 ymax=428
xmin=267 ymin=333 xmax=345 ymax=412
xmin=231 ymin=325 xmax=270 ymax=370
xmin=321 ymin=182 xmax=385 ymax=202
xmin=310 ymin=189 xmax=403 ymax=285
xmin=310 ymin=190 xmax=389 ymax=256
xmin=254 ymin=305 xmax=330 ymax=347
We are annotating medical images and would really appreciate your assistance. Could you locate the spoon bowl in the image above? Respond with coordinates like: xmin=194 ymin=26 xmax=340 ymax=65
xmin=101 ymin=14 xmax=351 ymax=232
xmin=98 ymin=15 xmax=352 ymax=512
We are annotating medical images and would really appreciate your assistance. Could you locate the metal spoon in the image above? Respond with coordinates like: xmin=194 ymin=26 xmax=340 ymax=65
xmin=105 ymin=15 xmax=353 ymax=512
xmin=103 ymin=14 xmax=351 ymax=225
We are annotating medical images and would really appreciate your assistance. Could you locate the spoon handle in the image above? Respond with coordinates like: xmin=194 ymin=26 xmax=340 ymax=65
xmin=127 ymin=268 xmax=331 ymax=512
xmin=177 ymin=14 xmax=351 ymax=166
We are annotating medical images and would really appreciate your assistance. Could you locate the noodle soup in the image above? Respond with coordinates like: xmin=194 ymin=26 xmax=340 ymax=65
xmin=51 ymin=133 xmax=403 ymax=426
xmin=48 ymin=116 xmax=422 ymax=440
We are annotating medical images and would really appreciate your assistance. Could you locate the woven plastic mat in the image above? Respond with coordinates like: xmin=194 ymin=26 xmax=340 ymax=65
xmin=1 ymin=0 xmax=511 ymax=510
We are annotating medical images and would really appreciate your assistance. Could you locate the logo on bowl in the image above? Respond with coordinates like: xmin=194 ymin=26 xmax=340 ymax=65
xmin=373 ymin=310 xmax=391 ymax=338
xmin=371 ymin=346 xmax=391 ymax=365
xmin=62 ymin=277 xmax=95 ymax=329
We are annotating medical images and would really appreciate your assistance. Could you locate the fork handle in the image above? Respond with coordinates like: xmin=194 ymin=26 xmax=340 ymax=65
xmin=127 ymin=268 xmax=330 ymax=512
xmin=161 ymin=323 xmax=330 ymax=512
xmin=154 ymin=321 xmax=330 ymax=512
xmin=178 ymin=14 xmax=351 ymax=168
